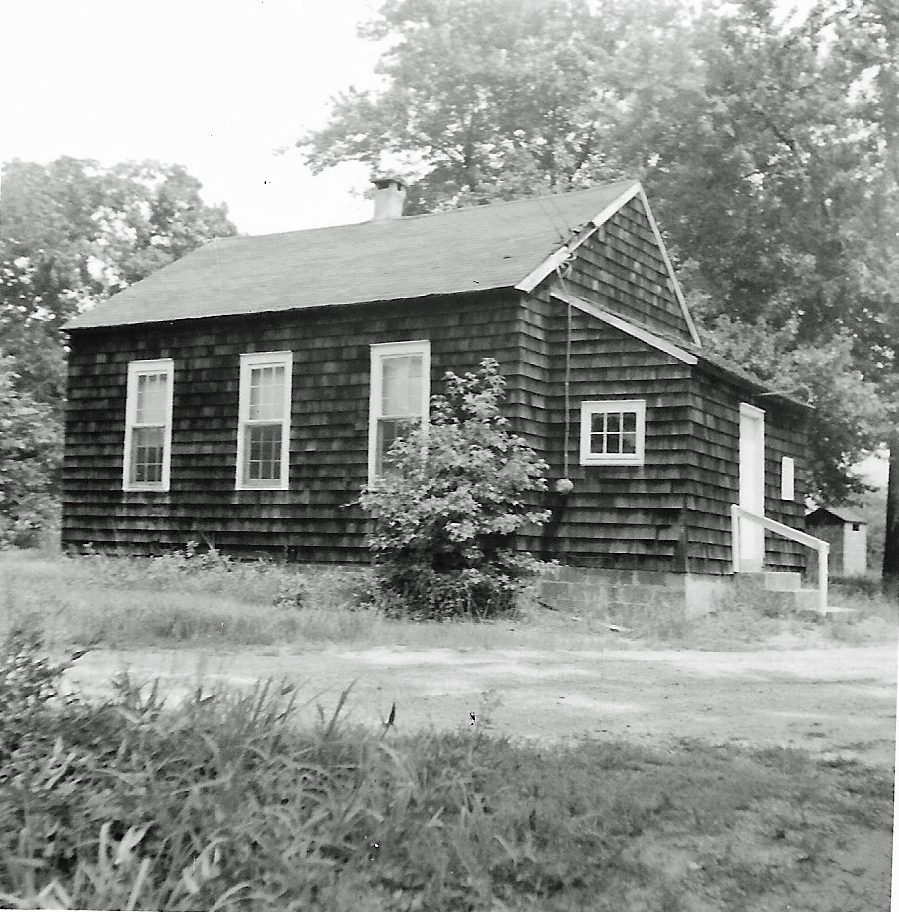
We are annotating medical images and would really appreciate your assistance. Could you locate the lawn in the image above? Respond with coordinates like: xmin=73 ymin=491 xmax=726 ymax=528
xmin=0 ymin=548 xmax=895 ymax=910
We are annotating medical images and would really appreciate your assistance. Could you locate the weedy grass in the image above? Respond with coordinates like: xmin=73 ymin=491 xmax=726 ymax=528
xmin=0 ymin=550 xmax=596 ymax=653
xmin=1 ymin=549 xmax=896 ymax=655
xmin=620 ymin=582 xmax=899 ymax=651
xmin=0 ymin=630 xmax=892 ymax=912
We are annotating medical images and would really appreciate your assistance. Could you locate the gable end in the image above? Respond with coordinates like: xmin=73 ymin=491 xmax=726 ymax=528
xmin=522 ymin=186 xmax=700 ymax=346
xmin=551 ymin=287 xmax=697 ymax=365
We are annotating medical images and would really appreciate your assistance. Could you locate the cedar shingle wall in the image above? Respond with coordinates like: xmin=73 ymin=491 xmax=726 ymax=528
xmin=63 ymin=292 xmax=522 ymax=560
xmin=563 ymin=197 xmax=694 ymax=343
xmin=518 ymin=290 xmax=809 ymax=575
xmin=681 ymin=371 xmax=807 ymax=574
xmin=520 ymin=292 xmax=695 ymax=572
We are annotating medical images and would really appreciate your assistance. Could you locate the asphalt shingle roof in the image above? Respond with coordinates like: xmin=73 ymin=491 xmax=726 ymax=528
xmin=67 ymin=181 xmax=637 ymax=329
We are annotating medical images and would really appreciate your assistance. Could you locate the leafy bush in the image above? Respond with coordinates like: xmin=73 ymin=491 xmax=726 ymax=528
xmin=0 ymin=359 xmax=61 ymax=548
xmin=0 ymin=628 xmax=70 ymax=764
xmin=360 ymin=359 xmax=549 ymax=619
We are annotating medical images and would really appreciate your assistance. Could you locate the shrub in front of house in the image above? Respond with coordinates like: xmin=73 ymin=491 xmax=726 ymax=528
xmin=360 ymin=359 xmax=550 ymax=619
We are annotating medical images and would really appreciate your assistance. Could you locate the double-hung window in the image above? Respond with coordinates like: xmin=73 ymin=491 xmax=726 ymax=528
xmin=579 ymin=400 xmax=646 ymax=466
xmin=123 ymin=359 xmax=174 ymax=491
xmin=236 ymin=351 xmax=292 ymax=490
xmin=368 ymin=340 xmax=430 ymax=481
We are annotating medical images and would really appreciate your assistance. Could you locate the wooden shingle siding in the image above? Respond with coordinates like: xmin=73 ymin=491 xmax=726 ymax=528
xmin=519 ymin=291 xmax=695 ymax=572
xmin=517 ymin=288 xmax=808 ymax=575
xmin=563 ymin=198 xmax=693 ymax=343
xmin=64 ymin=182 xmax=811 ymax=577
xmin=679 ymin=370 xmax=807 ymax=574
xmin=63 ymin=291 xmax=523 ymax=560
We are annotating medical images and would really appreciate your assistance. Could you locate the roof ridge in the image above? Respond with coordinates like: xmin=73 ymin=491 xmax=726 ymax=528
xmin=231 ymin=179 xmax=640 ymax=242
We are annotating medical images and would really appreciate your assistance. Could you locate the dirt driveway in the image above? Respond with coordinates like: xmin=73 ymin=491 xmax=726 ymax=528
xmin=66 ymin=639 xmax=898 ymax=768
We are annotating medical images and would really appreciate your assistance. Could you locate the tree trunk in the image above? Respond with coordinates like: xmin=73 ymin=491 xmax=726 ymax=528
xmin=882 ymin=432 xmax=899 ymax=600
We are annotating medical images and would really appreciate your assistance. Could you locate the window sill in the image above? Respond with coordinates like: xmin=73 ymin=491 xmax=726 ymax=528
xmin=580 ymin=456 xmax=645 ymax=467
xmin=235 ymin=484 xmax=290 ymax=492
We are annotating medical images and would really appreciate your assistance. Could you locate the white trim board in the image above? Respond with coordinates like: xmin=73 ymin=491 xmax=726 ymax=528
xmin=368 ymin=339 xmax=431 ymax=484
xmin=235 ymin=350 xmax=293 ymax=491
xmin=516 ymin=182 xmax=702 ymax=350
xmin=551 ymin=288 xmax=698 ymax=365
xmin=637 ymin=187 xmax=701 ymax=347
xmin=122 ymin=358 xmax=174 ymax=493
xmin=515 ymin=181 xmax=641 ymax=294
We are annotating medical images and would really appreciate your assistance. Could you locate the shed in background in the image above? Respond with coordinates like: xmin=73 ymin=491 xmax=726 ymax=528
xmin=805 ymin=507 xmax=868 ymax=577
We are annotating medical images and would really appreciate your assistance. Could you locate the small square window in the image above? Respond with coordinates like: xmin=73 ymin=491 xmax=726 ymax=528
xmin=580 ymin=400 xmax=646 ymax=466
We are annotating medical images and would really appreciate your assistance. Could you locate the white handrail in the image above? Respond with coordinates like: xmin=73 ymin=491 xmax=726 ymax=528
xmin=731 ymin=504 xmax=829 ymax=613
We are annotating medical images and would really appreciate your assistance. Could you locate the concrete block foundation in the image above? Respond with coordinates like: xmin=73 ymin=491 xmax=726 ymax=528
xmin=535 ymin=567 xmax=823 ymax=624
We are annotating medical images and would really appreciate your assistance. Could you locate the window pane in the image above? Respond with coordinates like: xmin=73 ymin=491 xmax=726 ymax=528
xmin=246 ymin=424 xmax=282 ymax=481
xmin=381 ymin=355 xmax=423 ymax=417
xmin=586 ymin=407 xmax=641 ymax=458
xmin=135 ymin=372 xmax=168 ymax=424
xmin=249 ymin=365 xmax=285 ymax=421
xmin=131 ymin=426 xmax=165 ymax=483
xmin=376 ymin=417 xmax=420 ymax=474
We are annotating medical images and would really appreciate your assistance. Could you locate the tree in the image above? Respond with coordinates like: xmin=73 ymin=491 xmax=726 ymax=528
xmin=0 ymin=158 xmax=236 ymax=544
xmin=300 ymin=0 xmax=897 ymax=511
xmin=700 ymin=315 xmax=886 ymax=503
xmin=299 ymin=0 xmax=705 ymax=211
xmin=360 ymin=359 xmax=549 ymax=618
xmin=0 ymin=358 xmax=61 ymax=546
xmin=0 ymin=157 xmax=236 ymax=405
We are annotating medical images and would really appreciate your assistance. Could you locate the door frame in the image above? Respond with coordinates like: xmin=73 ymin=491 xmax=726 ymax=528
xmin=738 ymin=403 xmax=766 ymax=570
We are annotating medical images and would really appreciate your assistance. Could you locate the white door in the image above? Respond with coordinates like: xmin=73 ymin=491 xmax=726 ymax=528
xmin=739 ymin=403 xmax=765 ymax=571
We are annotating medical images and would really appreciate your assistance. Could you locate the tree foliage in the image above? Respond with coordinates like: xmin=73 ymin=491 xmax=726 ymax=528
xmin=0 ymin=359 xmax=61 ymax=546
xmin=360 ymin=359 xmax=549 ymax=618
xmin=700 ymin=316 xmax=886 ymax=503
xmin=0 ymin=158 xmax=235 ymax=543
xmin=300 ymin=0 xmax=703 ymax=212
xmin=301 ymin=0 xmax=898 ymax=505
xmin=1 ymin=157 xmax=236 ymax=404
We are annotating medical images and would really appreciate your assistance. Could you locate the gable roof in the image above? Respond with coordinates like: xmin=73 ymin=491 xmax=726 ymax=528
xmin=67 ymin=180 xmax=653 ymax=330
xmin=805 ymin=506 xmax=868 ymax=525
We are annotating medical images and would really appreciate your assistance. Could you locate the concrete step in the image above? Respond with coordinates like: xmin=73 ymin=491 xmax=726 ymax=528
xmin=733 ymin=571 xmax=802 ymax=592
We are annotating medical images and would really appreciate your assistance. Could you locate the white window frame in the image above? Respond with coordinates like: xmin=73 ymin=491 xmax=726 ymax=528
xmin=123 ymin=358 xmax=174 ymax=492
xmin=781 ymin=456 xmax=796 ymax=501
xmin=368 ymin=340 xmax=431 ymax=483
xmin=579 ymin=399 xmax=647 ymax=467
xmin=236 ymin=351 xmax=293 ymax=491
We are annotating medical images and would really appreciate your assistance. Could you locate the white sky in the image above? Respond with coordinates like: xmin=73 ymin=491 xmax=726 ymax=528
xmin=4 ymin=0 xmax=819 ymax=237
xmin=3 ymin=0 xmax=383 ymax=235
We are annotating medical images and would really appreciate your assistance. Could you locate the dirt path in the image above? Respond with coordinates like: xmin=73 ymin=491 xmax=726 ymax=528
xmin=65 ymin=641 xmax=898 ymax=768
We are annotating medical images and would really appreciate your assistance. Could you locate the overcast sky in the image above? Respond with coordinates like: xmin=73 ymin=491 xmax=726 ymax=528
xmin=3 ymin=0 xmax=383 ymax=235
xmin=5 ymin=0 xmax=823 ymax=238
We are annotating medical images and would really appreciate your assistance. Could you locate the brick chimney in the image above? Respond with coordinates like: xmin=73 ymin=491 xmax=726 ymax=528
xmin=372 ymin=175 xmax=406 ymax=221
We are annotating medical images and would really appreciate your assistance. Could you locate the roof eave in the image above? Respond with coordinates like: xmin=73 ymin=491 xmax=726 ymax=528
xmin=514 ymin=180 xmax=642 ymax=295
xmin=551 ymin=287 xmax=698 ymax=365
xmin=695 ymin=356 xmax=814 ymax=412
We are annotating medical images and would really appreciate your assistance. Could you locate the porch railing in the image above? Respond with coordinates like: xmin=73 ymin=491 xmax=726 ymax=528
xmin=730 ymin=504 xmax=830 ymax=613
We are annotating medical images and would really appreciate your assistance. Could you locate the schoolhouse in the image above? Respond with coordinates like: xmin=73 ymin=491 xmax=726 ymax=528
xmin=63 ymin=178 xmax=812 ymax=602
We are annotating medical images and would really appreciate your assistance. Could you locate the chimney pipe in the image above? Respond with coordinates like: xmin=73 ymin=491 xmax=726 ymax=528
xmin=372 ymin=176 xmax=406 ymax=221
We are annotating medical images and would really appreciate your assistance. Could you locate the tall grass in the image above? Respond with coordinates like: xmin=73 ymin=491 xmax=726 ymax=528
xmin=0 ymin=550 xmax=613 ymax=653
xmin=0 ymin=630 xmax=892 ymax=911
xmin=1 ymin=549 xmax=896 ymax=654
